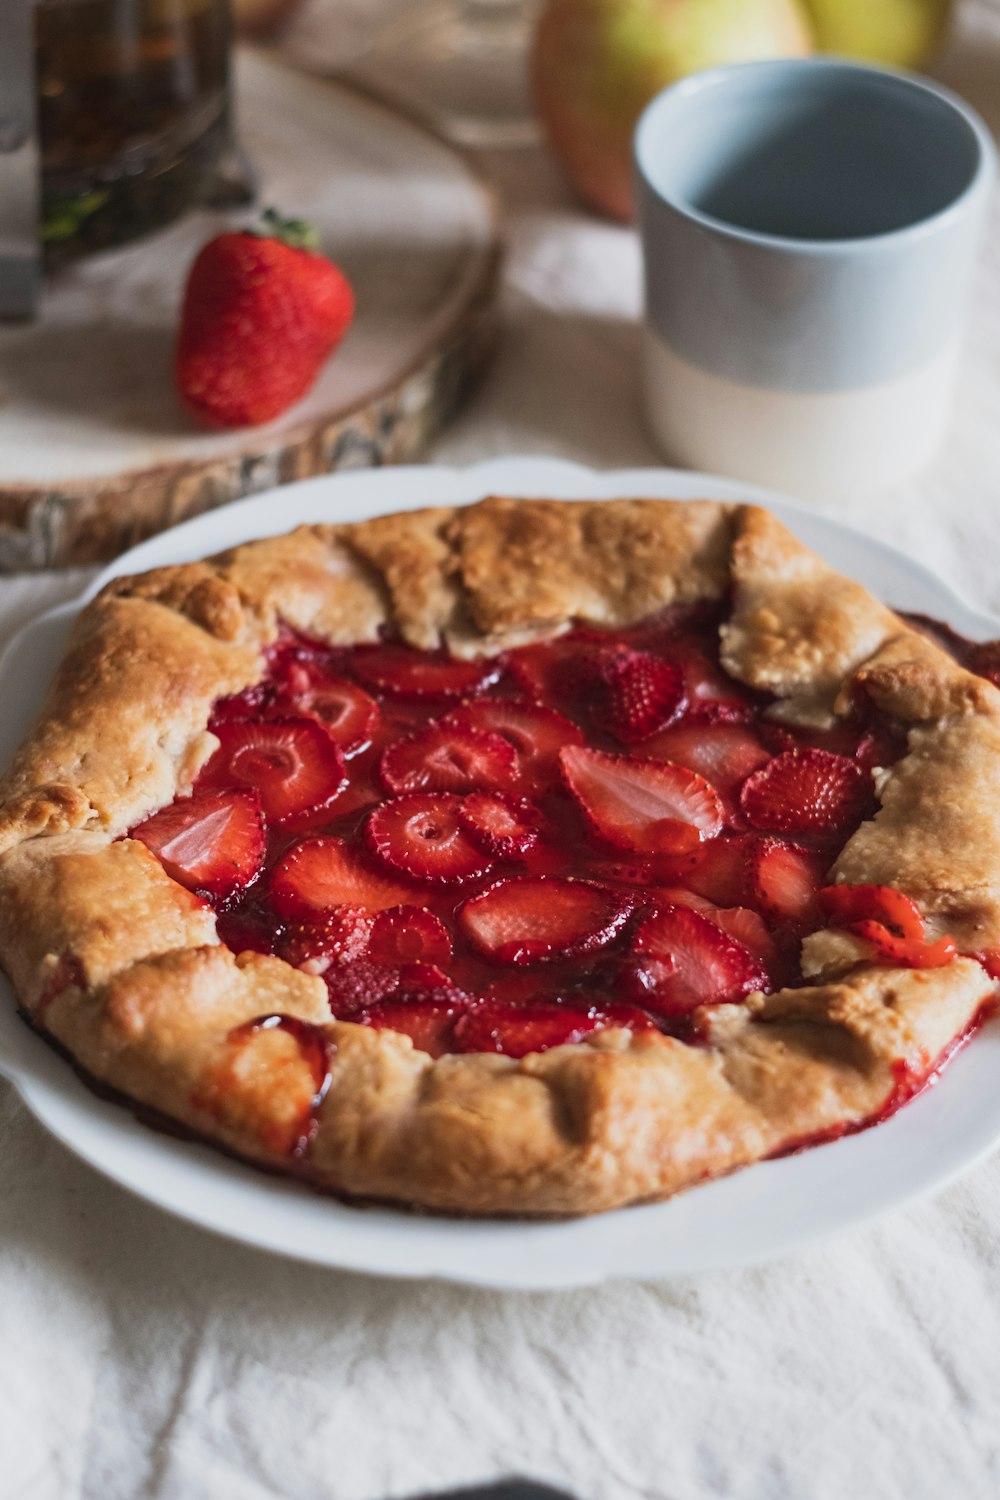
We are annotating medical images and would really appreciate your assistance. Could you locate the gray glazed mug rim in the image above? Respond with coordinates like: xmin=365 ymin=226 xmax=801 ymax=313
xmin=634 ymin=56 xmax=997 ymax=257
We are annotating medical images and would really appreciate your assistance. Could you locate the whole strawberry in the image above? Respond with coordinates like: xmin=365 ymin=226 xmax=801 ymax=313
xmin=175 ymin=208 xmax=355 ymax=428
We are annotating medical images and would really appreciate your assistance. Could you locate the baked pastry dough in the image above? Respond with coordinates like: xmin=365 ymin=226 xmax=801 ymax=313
xmin=0 ymin=495 xmax=996 ymax=1217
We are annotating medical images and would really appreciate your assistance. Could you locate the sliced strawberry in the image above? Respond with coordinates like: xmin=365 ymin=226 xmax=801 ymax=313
xmin=458 ymin=876 xmax=631 ymax=964
xmin=458 ymin=792 xmax=539 ymax=858
xmin=636 ymin=883 xmax=777 ymax=967
xmin=848 ymin=920 xmax=957 ymax=969
xmin=355 ymin=995 xmax=470 ymax=1058
xmin=761 ymin=715 xmax=904 ymax=774
xmin=323 ymin=765 xmax=384 ymax=823
xmin=198 ymin=717 xmax=346 ymax=825
xmin=278 ymin=905 xmax=374 ymax=974
xmin=676 ymin=833 xmax=753 ymax=906
xmin=740 ymin=748 xmax=870 ymax=835
xmin=379 ymin=722 xmax=517 ymax=796
xmin=597 ymin=652 xmax=686 ymax=743
xmin=324 ymin=959 xmax=403 ymax=1018
xmin=446 ymin=699 xmax=583 ymax=790
xmin=620 ymin=904 xmax=769 ymax=1018
xmin=709 ymin=905 xmax=777 ymax=967
xmin=366 ymin=794 xmax=495 ymax=884
xmin=645 ymin=884 xmax=718 ymax=910
xmin=268 ymin=836 xmax=414 ymax=920
xmin=453 ymin=1001 xmax=611 ymax=1057
xmin=672 ymin=644 xmax=755 ymax=722
xmin=643 ymin=722 xmax=771 ymax=802
xmin=636 ymin=883 xmax=777 ymax=968
xmin=749 ymin=839 xmax=825 ymax=924
xmin=396 ymin=961 xmax=455 ymax=991
xmin=588 ymin=853 xmax=698 ymax=889
xmin=327 ymin=961 xmax=458 ymax=1020
xmin=503 ymin=645 xmax=548 ymax=700
xmin=505 ymin=636 xmax=603 ymax=704
xmin=130 ymin=789 xmax=265 ymax=900
xmin=483 ymin=970 xmax=546 ymax=1006
xmin=819 ymin=883 xmax=925 ymax=940
xmin=817 ymin=883 xmax=957 ymax=968
xmin=560 ymin=744 xmax=724 ymax=856
xmin=367 ymin=905 xmax=452 ymax=967
xmin=271 ymin=658 xmax=378 ymax=754
xmin=756 ymin=723 xmax=799 ymax=757
xmin=351 ymin=643 xmax=500 ymax=700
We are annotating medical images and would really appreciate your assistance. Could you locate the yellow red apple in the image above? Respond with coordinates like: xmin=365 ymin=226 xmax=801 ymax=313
xmin=531 ymin=0 xmax=813 ymax=222
xmin=799 ymin=0 xmax=952 ymax=68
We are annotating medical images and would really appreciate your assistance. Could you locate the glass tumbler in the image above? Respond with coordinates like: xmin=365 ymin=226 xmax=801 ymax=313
xmin=36 ymin=0 xmax=239 ymax=262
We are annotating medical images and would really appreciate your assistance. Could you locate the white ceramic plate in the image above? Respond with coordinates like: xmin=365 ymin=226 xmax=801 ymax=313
xmin=2 ymin=456 xmax=999 ymax=1288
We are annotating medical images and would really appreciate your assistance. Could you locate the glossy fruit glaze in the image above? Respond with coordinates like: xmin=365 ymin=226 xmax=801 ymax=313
xmin=128 ymin=604 xmax=988 ymax=1085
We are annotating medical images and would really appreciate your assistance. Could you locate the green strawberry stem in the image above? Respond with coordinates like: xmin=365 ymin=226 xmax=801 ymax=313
xmin=247 ymin=206 xmax=321 ymax=253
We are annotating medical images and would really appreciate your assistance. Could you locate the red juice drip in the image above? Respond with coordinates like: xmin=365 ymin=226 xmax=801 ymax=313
xmin=221 ymin=1013 xmax=332 ymax=1158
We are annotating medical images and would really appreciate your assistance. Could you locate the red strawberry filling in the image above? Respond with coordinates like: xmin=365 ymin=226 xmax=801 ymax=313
xmin=268 ymin=837 xmax=414 ymax=919
xmin=199 ymin=717 xmax=346 ymax=824
xmin=595 ymin=651 xmax=687 ymax=742
xmin=642 ymin=722 xmax=771 ymax=804
xmin=366 ymin=793 xmax=496 ymax=883
xmin=323 ymin=959 xmax=414 ymax=1019
xmin=445 ymin=698 xmax=582 ymax=790
xmin=131 ymin=788 xmax=265 ymax=900
xmin=125 ymin=606 xmax=976 ymax=1101
xmin=356 ymin=994 xmax=473 ymax=1059
xmin=560 ymin=744 xmax=724 ymax=854
xmin=193 ymin=1012 xmax=331 ymax=1156
xmin=379 ymin=722 xmax=517 ymax=795
xmin=620 ymin=903 xmax=770 ymax=1019
xmin=278 ymin=906 xmax=375 ymax=974
xmin=451 ymin=1000 xmax=654 ymax=1059
xmin=351 ymin=643 xmax=500 ymax=700
xmin=459 ymin=877 xmax=632 ymax=965
xmin=269 ymin=657 xmax=379 ymax=755
xmin=458 ymin=792 xmax=540 ymax=858
xmin=367 ymin=906 xmax=453 ymax=967
xmin=749 ymin=839 xmax=825 ymax=925
xmin=818 ymin=883 xmax=958 ymax=968
xmin=740 ymin=748 xmax=871 ymax=835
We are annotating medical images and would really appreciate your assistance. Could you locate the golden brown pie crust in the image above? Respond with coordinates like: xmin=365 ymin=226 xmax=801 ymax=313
xmin=0 ymin=495 xmax=997 ymax=1216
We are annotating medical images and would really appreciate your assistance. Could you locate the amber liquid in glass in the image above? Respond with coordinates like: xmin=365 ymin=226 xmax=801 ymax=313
xmin=37 ymin=0 xmax=233 ymax=260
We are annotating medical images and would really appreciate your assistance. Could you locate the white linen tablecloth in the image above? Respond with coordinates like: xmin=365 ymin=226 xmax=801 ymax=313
xmin=3 ymin=5 xmax=1000 ymax=1497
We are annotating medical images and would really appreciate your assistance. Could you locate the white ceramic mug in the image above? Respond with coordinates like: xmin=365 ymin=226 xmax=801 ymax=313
xmin=635 ymin=59 xmax=996 ymax=501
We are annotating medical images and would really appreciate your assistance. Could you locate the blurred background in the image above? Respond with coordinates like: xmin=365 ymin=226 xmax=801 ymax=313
xmin=6 ymin=0 xmax=999 ymax=573
xmin=271 ymin=0 xmax=998 ymax=164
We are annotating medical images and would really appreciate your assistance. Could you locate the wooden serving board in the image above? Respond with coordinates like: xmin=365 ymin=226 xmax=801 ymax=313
xmin=0 ymin=49 xmax=500 ymax=571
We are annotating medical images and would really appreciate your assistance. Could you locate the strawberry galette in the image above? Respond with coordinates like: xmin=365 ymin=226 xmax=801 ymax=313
xmin=0 ymin=496 xmax=997 ymax=1216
